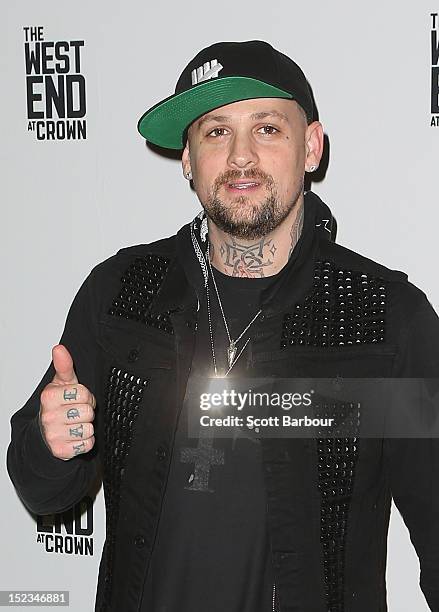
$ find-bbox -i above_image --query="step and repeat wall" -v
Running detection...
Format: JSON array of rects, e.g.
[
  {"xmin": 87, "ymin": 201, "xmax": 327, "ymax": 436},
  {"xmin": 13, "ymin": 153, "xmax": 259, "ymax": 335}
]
[{"xmin": 2, "ymin": 2, "xmax": 438, "ymax": 610}]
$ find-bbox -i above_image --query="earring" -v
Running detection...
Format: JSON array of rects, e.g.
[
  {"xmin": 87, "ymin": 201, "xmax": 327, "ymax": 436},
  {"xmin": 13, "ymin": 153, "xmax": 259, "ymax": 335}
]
[
  {"xmin": 185, "ymin": 171, "xmax": 192, "ymax": 180},
  {"xmin": 308, "ymin": 165, "xmax": 317, "ymax": 173}
]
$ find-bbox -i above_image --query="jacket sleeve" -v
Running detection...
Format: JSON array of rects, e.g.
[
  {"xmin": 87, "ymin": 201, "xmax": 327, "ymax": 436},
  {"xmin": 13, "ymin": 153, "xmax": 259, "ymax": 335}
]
[
  {"xmin": 6, "ymin": 266, "xmax": 102, "ymax": 516},
  {"xmin": 388, "ymin": 290, "xmax": 439, "ymax": 611}
]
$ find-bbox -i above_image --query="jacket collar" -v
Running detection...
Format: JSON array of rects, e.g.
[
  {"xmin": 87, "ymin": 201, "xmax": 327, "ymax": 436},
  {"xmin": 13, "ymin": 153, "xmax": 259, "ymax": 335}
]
[{"xmin": 150, "ymin": 191, "xmax": 335, "ymax": 318}]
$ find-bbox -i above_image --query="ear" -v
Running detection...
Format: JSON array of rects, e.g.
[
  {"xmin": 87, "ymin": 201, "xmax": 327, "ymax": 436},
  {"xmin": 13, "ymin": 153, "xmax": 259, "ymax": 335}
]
[
  {"xmin": 304, "ymin": 121, "xmax": 324, "ymax": 172},
  {"xmin": 181, "ymin": 140, "xmax": 192, "ymax": 178}
]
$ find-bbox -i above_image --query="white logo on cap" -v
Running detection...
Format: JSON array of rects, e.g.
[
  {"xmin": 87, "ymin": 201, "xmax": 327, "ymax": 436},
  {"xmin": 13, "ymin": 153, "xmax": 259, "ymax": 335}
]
[{"xmin": 191, "ymin": 59, "xmax": 223, "ymax": 85}]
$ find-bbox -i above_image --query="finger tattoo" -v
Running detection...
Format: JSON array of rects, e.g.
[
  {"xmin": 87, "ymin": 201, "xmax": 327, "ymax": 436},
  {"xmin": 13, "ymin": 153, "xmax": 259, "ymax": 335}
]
[
  {"xmin": 73, "ymin": 441, "xmax": 86, "ymax": 455},
  {"xmin": 64, "ymin": 388, "xmax": 78, "ymax": 401},
  {"xmin": 69, "ymin": 424, "xmax": 84, "ymax": 438},
  {"xmin": 67, "ymin": 407, "xmax": 80, "ymax": 419}
]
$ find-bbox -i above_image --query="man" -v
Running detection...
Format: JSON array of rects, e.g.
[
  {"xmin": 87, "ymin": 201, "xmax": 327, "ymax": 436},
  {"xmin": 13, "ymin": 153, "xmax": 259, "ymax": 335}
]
[{"xmin": 7, "ymin": 40, "xmax": 439, "ymax": 611}]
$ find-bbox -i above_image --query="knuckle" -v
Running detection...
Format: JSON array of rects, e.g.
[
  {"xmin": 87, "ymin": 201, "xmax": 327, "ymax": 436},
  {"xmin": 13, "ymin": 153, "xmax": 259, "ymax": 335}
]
[
  {"xmin": 71, "ymin": 440, "xmax": 88, "ymax": 456},
  {"xmin": 81, "ymin": 404, "xmax": 93, "ymax": 421},
  {"xmin": 44, "ymin": 428, "xmax": 57, "ymax": 444},
  {"xmin": 40, "ymin": 385, "xmax": 56, "ymax": 406},
  {"xmin": 76, "ymin": 384, "xmax": 89, "ymax": 401},
  {"xmin": 39, "ymin": 408, "xmax": 49, "ymax": 426},
  {"xmin": 51, "ymin": 442, "xmax": 65, "ymax": 460},
  {"xmin": 39, "ymin": 406, "xmax": 56, "ymax": 427}
]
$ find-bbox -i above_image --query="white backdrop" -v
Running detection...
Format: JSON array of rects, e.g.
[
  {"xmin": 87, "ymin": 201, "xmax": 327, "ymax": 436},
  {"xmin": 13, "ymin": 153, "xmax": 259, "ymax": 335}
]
[{"xmin": 2, "ymin": 1, "xmax": 438, "ymax": 610}]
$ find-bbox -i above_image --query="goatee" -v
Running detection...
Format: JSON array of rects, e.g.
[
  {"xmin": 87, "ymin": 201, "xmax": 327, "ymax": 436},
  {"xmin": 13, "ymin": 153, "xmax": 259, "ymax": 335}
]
[{"xmin": 202, "ymin": 170, "xmax": 303, "ymax": 241}]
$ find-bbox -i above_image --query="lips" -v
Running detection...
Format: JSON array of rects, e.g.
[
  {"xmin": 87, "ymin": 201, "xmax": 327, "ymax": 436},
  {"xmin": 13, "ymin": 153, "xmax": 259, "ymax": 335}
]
[{"xmin": 226, "ymin": 181, "xmax": 261, "ymax": 191}]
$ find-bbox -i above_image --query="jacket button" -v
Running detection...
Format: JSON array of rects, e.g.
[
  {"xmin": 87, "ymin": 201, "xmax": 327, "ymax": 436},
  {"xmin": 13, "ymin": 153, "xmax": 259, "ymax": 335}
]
[
  {"xmin": 127, "ymin": 348, "xmax": 139, "ymax": 363},
  {"xmin": 134, "ymin": 534, "xmax": 146, "ymax": 548},
  {"xmin": 156, "ymin": 446, "xmax": 167, "ymax": 461}
]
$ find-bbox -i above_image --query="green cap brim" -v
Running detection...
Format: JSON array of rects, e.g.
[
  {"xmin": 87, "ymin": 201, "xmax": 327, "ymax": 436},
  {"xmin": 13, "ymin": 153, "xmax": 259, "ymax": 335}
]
[{"xmin": 137, "ymin": 76, "xmax": 292, "ymax": 150}]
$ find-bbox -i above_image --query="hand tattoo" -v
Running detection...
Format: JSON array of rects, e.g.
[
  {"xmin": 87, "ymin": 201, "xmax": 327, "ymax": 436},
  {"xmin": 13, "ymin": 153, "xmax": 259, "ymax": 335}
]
[
  {"xmin": 69, "ymin": 424, "xmax": 84, "ymax": 438},
  {"xmin": 67, "ymin": 408, "xmax": 80, "ymax": 420},
  {"xmin": 64, "ymin": 388, "xmax": 78, "ymax": 401},
  {"xmin": 73, "ymin": 441, "xmax": 86, "ymax": 456}
]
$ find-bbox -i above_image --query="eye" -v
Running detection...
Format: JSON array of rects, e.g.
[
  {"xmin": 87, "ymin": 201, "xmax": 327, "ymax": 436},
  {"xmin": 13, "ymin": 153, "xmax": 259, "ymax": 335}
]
[
  {"xmin": 258, "ymin": 124, "xmax": 279, "ymax": 135},
  {"xmin": 207, "ymin": 127, "xmax": 228, "ymax": 137}
]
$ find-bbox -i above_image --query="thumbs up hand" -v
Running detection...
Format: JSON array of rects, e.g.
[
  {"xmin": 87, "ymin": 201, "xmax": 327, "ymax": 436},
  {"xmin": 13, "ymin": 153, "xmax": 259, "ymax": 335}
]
[{"xmin": 38, "ymin": 345, "xmax": 96, "ymax": 460}]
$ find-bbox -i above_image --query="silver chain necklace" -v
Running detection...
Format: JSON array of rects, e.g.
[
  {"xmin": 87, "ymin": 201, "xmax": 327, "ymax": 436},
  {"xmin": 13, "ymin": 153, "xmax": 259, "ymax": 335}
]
[{"xmin": 206, "ymin": 243, "xmax": 262, "ymax": 376}]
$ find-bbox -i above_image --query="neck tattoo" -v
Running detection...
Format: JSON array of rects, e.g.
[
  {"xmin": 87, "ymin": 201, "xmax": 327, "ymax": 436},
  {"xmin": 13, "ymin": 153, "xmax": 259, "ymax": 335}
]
[
  {"xmin": 214, "ymin": 235, "xmax": 277, "ymax": 278},
  {"xmin": 288, "ymin": 199, "xmax": 304, "ymax": 259},
  {"xmin": 210, "ymin": 199, "xmax": 305, "ymax": 277}
]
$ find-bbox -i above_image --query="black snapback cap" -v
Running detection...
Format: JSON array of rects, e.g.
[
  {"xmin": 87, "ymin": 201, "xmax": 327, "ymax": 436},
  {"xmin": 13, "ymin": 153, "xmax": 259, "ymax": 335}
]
[{"xmin": 137, "ymin": 40, "xmax": 314, "ymax": 150}]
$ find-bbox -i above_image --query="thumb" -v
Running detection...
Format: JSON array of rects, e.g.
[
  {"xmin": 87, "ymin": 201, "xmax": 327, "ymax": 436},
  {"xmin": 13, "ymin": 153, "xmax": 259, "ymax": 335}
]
[{"xmin": 52, "ymin": 344, "xmax": 78, "ymax": 385}]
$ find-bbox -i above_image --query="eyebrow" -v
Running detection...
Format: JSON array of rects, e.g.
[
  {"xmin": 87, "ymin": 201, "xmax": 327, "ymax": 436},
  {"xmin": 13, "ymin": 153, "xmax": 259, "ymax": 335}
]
[{"xmin": 196, "ymin": 110, "xmax": 289, "ymax": 129}]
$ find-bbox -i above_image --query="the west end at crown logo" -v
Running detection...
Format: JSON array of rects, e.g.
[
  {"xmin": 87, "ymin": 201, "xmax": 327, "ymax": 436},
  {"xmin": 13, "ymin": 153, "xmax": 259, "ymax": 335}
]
[
  {"xmin": 24, "ymin": 26, "xmax": 87, "ymax": 141},
  {"xmin": 36, "ymin": 496, "xmax": 94, "ymax": 556},
  {"xmin": 431, "ymin": 13, "xmax": 439, "ymax": 126}
]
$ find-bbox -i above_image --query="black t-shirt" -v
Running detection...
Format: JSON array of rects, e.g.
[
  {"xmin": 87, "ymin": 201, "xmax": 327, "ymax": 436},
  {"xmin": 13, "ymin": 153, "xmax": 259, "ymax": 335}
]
[{"xmin": 141, "ymin": 267, "xmax": 279, "ymax": 612}]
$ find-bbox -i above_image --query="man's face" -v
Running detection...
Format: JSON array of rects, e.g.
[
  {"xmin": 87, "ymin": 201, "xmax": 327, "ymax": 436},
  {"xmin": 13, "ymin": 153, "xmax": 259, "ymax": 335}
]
[{"xmin": 182, "ymin": 97, "xmax": 321, "ymax": 240}]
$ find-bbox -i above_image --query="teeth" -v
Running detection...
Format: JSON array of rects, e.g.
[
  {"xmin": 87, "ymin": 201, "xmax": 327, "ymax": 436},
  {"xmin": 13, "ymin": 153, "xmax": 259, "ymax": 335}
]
[{"xmin": 230, "ymin": 182, "xmax": 258, "ymax": 189}]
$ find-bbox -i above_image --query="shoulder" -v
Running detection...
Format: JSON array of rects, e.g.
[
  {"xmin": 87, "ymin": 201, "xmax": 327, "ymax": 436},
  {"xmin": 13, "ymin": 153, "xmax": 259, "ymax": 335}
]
[
  {"xmin": 116, "ymin": 233, "xmax": 177, "ymax": 258},
  {"xmin": 319, "ymin": 240, "xmax": 433, "ymax": 318},
  {"xmin": 90, "ymin": 233, "xmax": 177, "ymax": 278},
  {"xmin": 320, "ymin": 240, "xmax": 406, "ymax": 281},
  {"xmin": 78, "ymin": 233, "xmax": 179, "ymax": 312}
]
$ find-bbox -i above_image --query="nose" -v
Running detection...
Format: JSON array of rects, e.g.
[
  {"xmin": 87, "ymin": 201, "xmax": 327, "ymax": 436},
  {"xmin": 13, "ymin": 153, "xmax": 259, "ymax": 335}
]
[{"xmin": 226, "ymin": 130, "xmax": 259, "ymax": 170}]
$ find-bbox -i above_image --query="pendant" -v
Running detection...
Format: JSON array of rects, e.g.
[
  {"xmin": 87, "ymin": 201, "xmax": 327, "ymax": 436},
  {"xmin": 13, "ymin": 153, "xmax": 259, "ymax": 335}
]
[{"xmin": 227, "ymin": 340, "xmax": 237, "ymax": 369}]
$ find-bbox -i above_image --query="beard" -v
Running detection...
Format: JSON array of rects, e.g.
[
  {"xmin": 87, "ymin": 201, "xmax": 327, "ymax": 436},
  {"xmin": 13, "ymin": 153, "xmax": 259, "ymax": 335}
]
[{"xmin": 200, "ymin": 168, "xmax": 304, "ymax": 241}]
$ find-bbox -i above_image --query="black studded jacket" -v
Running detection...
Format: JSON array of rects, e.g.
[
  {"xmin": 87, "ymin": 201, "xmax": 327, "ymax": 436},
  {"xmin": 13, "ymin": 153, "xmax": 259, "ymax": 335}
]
[{"xmin": 7, "ymin": 191, "xmax": 439, "ymax": 612}]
